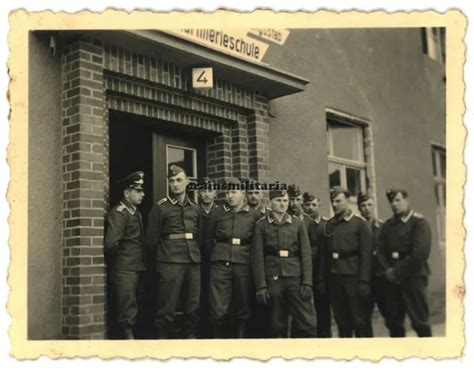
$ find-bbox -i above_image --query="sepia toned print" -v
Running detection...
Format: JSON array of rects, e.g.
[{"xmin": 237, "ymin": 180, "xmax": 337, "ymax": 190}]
[{"xmin": 7, "ymin": 9, "xmax": 465, "ymax": 359}]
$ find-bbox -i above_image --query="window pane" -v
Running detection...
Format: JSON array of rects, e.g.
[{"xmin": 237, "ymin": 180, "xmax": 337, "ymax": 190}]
[
  {"xmin": 346, "ymin": 167, "xmax": 362, "ymax": 197},
  {"xmin": 328, "ymin": 121, "xmax": 362, "ymax": 161},
  {"xmin": 328, "ymin": 162, "xmax": 341, "ymax": 188},
  {"xmin": 440, "ymin": 151, "xmax": 446, "ymax": 179},
  {"xmin": 432, "ymin": 149, "xmax": 438, "ymax": 176},
  {"xmin": 167, "ymin": 146, "xmax": 195, "ymax": 177}
]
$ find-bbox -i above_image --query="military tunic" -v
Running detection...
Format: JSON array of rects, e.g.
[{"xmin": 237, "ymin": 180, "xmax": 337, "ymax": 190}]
[
  {"xmin": 318, "ymin": 210, "xmax": 373, "ymax": 337},
  {"xmin": 198, "ymin": 202, "xmax": 218, "ymax": 338},
  {"xmin": 144, "ymin": 195, "xmax": 202, "ymax": 338},
  {"xmin": 307, "ymin": 215, "xmax": 332, "ymax": 338},
  {"xmin": 104, "ymin": 200, "xmax": 145, "ymax": 336},
  {"xmin": 205, "ymin": 204, "xmax": 261, "ymax": 328},
  {"xmin": 251, "ymin": 212, "xmax": 316, "ymax": 337},
  {"xmin": 377, "ymin": 210, "xmax": 432, "ymax": 337}
]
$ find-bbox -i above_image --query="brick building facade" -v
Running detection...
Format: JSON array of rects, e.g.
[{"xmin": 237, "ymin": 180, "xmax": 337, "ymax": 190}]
[{"xmin": 28, "ymin": 28, "xmax": 446, "ymax": 339}]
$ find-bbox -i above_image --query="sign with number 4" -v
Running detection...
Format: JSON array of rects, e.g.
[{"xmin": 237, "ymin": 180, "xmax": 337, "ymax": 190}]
[{"xmin": 192, "ymin": 67, "xmax": 213, "ymax": 89}]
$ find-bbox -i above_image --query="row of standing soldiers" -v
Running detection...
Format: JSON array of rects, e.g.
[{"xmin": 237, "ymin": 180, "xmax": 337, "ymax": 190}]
[{"xmin": 104, "ymin": 166, "xmax": 433, "ymax": 339}]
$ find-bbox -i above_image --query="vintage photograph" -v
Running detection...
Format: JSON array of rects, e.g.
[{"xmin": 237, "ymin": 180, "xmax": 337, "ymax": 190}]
[{"xmin": 7, "ymin": 9, "xmax": 465, "ymax": 360}]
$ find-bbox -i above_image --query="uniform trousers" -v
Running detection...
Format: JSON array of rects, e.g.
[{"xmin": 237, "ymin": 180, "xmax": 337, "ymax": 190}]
[
  {"xmin": 155, "ymin": 262, "xmax": 201, "ymax": 335},
  {"xmin": 209, "ymin": 261, "xmax": 251, "ymax": 325},
  {"xmin": 267, "ymin": 276, "xmax": 316, "ymax": 338},
  {"xmin": 383, "ymin": 276, "xmax": 432, "ymax": 337},
  {"xmin": 110, "ymin": 270, "xmax": 141, "ymax": 332},
  {"xmin": 327, "ymin": 275, "xmax": 373, "ymax": 338}
]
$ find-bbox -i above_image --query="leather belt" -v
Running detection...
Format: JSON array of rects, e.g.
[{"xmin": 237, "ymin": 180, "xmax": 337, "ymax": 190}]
[
  {"xmin": 216, "ymin": 237, "xmax": 252, "ymax": 246},
  {"xmin": 163, "ymin": 233, "xmax": 195, "ymax": 240},
  {"xmin": 330, "ymin": 250, "xmax": 358, "ymax": 260},
  {"xmin": 264, "ymin": 248, "xmax": 299, "ymax": 258}
]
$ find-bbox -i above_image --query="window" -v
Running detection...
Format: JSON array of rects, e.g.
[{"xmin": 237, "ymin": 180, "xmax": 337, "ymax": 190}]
[
  {"xmin": 421, "ymin": 27, "xmax": 446, "ymax": 64},
  {"xmin": 432, "ymin": 145, "xmax": 446, "ymax": 246},
  {"xmin": 327, "ymin": 116, "xmax": 367, "ymax": 213},
  {"xmin": 166, "ymin": 144, "xmax": 198, "ymax": 201}
]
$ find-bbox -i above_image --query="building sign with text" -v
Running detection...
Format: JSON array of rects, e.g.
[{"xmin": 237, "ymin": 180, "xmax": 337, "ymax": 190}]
[{"xmin": 164, "ymin": 29, "xmax": 290, "ymax": 64}]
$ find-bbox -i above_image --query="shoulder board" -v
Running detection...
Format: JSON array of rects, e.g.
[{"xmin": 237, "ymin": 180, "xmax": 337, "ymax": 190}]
[
  {"xmin": 321, "ymin": 216, "xmax": 329, "ymax": 221},
  {"xmin": 413, "ymin": 212, "xmax": 424, "ymax": 219},
  {"xmin": 378, "ymin": 219, "xmax": 384, "ymax": 224},
  {"xmin": 116, "ymin": 204, "xmax": 126, "ymax": 212},
  {"xmin": 354, "ymin": 214, "xmax": 366, "ymax": 220},
  {"xmin": 157, "ymin": 198, "xmax": 168, "ymax": 205}
]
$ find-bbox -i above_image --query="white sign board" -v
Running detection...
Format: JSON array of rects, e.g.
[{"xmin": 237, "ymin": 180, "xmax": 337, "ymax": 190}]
[
  {"xmin": 248, "ymin": 29, "xmax": 290, "ymax": 45},
  {"xmin": 192, "ymin": 67, "xmax": 213, "ymax": 89}
]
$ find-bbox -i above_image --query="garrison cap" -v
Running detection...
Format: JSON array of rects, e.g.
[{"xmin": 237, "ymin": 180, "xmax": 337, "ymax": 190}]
[
  {"xmin": 199, "ymin": 177, "xmax": 216, "ymax": 191},
  {"xmin": 357, "ymin": 192, "xmax": 372, "ymax": 205},
  {"xmin": 117, "ymin": 171, "xmax": 144, "ymax": 191},
  {"xmin": 287, "ymin": 184, "xmax": 301, "ymax": 198},
  {"xmin": 330, "ymin": 186, "xmax": 350, "ymax": 200},
  {"xmin": 269, "ymin": 188, "xmax": 288, "ymax": 200},
  {"xmin": 168, "ymin": 164, "xmax": 186, "ymax": 178},
  {"xmin": 386, "ymin": 188, "xmax": 408, "ymax": 202},
  {"xmin": 226, "ymin": 176, "xmax": 243, "ymax": 190},
  {"xmin": 303, "ymin": 192, "xmax": 316, "ymax": 203}
]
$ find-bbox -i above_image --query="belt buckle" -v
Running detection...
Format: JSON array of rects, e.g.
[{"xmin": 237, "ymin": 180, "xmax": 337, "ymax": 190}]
[
  {"xmin": 232, "ymin": 238, "xmax": 241, "ymax": 245},
  {"xmin": 391, "ymin": 251, "xmax": 399, "ymax": 259},
  {"xmin": 279, "ymin": 250, "xmax": 289, "ymax": 258},
  {"xmin": 185, "ymin": 233, "xmax": 193, "ymax": 240},
  {"xmin": 332, "ymin": 252, "xmax": 339, "ymax": 260}
]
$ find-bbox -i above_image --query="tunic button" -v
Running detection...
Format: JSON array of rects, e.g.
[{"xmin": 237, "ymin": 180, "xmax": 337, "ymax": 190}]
[
  {"xmin": 273, "ymin": 276, "xmax": 278, "ymax": 281},
  {"xmin": 225, "ymin": 262, "xmax": 230, "ymax": 267}
]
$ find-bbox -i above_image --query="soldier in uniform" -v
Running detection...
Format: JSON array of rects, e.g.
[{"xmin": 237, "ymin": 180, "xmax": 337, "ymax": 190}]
[
  {"xmin": 303, "ymin": 192, "xmax": 332, "ymax": 338},
  {"xmin": 318, "ymin": 186, "xmax": 373, "ymax": 337},
  {"xmin": 197, "ymin": 177, "xmax": 218, "ymax": 338},
  {"xmin": 104, "ymin": 171, "xmax": 146, "ymax": 339},
  {"xmin": 377, "ymin": 189, "xmax": 432, "ymax": 337},
  {"xmin": 357, "ymin": 192, "xmax": 388, "ymax": 328},
  {"xmin": 205, "ymin": 177, "xmax": 261, "ymax": 338},
  {"xmin": 251, "ymin": 188, "xmax": 316, "ymax": 338},
  {"xmin": 246, "ymin": 178, "xmax": 268, "ymax": 216},
  {"xmin": 144, "ymin": 165, "xmax": 202, "ymax": 339}
]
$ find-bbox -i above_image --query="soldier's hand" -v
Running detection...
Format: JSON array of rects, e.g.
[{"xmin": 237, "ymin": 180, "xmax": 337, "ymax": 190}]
[
  {"xmin": 358, "ymin": 281, "xmax": 371, "ymax": 297},
  {"xmin": 256, "ymin": 288, "xmax": 270, "ymax": 305},
  {"xmin": 317, "ymin": 281, "xmax": 326, "ymax": 294},
  {"xmin": 384, "ymin": 268, "xmax": 397, "ymax": 283},
  {"xmin": 300, "ymin": 284, "xmax": 313, "ymax": 301}
]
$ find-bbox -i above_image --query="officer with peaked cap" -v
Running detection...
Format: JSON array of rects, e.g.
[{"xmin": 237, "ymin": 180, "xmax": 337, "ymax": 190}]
[
  {"xmin": 357, "ymin": 192, "xmax": 388, "ymax": 333},
  {"xmin": 318, "ymin": 186, "xmax": 373, "ymax": 337},
  {"xmin": 251, "ymin": 187, "xmax": 316, "ymax": 337},
  {"xmin": 205, "ymin": 177, "xmax": 261, "ymax": 338},
  {"xmin": 104, "ymin": 171, "xmax": 146, "ymax": 339},
  {"xmin": 303, "ymin": 192, "xmax": 332, "ymax": 338},
  {"xmin": 144, "ymin": 165, "xmax": 202, "ymax": 339},
  {"xmin": 377, "ymin": 189, "xmax": 432, "ymax": 337},
  {"xmin": 197, "ymin": 177, "xmax": 218, "ymax": 338}
]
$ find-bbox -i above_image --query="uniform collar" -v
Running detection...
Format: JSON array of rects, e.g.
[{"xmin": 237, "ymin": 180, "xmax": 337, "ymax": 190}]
[
  {"xmin": 200, "ymin": 202, "xmax": 217, "ymax": 215},
  {"xmin": 332, "ymin": 210, "xmax": 354, "ymax": 223},
  {"xmin": 313, "ymin": 215, "xmax": 322, "ymax": 224},
  {"xmin": 168, "ymin": 194, "xmax": 192, "ymax": 206},
  {"xmin": 120, "ymin": 201, "xmax": 136, "ymax": 215},
  {"xmin": 223, "ymin": 204, "xmax": 250, "ymax": 213},
  {"xmin": 268, "ymin": 212, "xmax": 292, "ymax": 224},
  {"xmin": 400, "ymin": 210, "xmax": 414, "ymax": 223}
]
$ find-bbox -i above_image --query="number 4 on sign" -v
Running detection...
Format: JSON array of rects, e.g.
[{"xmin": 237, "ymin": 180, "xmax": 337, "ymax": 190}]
[{"xmin": 192, "ymin": 67, "xmax": 213, "ymax": 89}]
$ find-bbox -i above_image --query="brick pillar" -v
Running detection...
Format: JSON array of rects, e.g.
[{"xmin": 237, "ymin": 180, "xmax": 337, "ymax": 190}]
[
  {"xmin": 207, "ymin": 127, "xmax": 233, "ymax": 182},
  {"xmin": 231, "ymin": 114, "xmax": 249, "ymax": 179},
  {"xmin": 247, "ymin": 94, "xmax": 270, "ymax": 183},
  {"xmin": 61, "ymin": 39, "xmax": 107, "ymax": 339}
]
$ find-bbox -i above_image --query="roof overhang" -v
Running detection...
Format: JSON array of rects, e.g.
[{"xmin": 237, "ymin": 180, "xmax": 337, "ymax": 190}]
[{"xmin": 54, "ymin": 30, "xmax": 309, "ymax": 100}]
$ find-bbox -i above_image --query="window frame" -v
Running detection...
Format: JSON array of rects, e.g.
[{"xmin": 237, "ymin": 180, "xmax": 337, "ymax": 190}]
[{"xmin": 432, "ymin": 144, "xmax": 446, "ymax": 246}]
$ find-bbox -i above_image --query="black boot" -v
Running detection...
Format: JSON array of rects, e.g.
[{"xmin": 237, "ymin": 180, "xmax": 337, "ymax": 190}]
[
  {"xmin": 158, "ymin": 325, "xmax": 169, "ymax": 339},
  {"xmin": 124, "ymin": 327, "xmax": 135, "ymax": 340},
  {"xmin": 236, "ymin": 322, "xmax": 246, "ymax": 339},
  {"xmin": 213, "ymin": 324, "xmax": 224, "ymax": 339}
]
